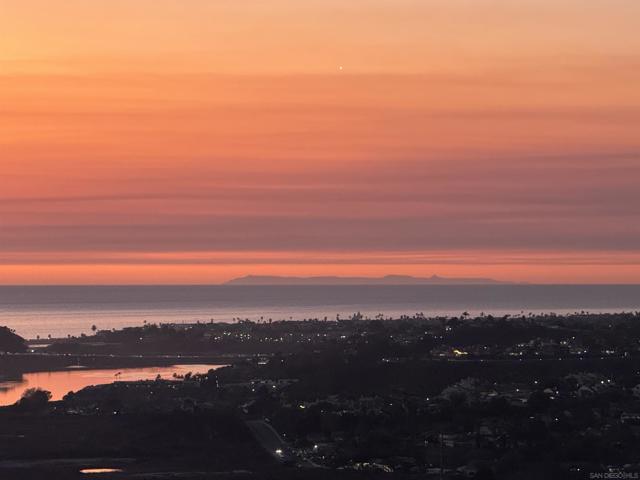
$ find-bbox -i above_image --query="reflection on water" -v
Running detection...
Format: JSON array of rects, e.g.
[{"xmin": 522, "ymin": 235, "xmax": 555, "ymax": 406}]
[
  {"xmin": 80, "ymin": 468, "xmax": 124, "ymax": 474},
  {"xmin": 0, "ymin": 364, "xmax": 225, "ymax": 406}
]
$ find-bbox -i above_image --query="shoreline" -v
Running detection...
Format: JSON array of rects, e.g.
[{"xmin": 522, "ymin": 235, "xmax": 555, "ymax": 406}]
[
  {"xmin": 13, "ymin": 306, "xmax": 640, "ymax": 343},
  {"xmin": 0, "ymin": 352, "xmax": 235, "ymax": 380},
  {"xmin": 3, "ymin": 284, "xmax": 640, "ymax": 340}
]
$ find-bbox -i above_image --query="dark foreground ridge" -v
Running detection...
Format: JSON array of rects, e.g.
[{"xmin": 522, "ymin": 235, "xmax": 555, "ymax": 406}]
[{"xmin": 2, "ymin": 311, "xmax": 640, "ymax": 479}]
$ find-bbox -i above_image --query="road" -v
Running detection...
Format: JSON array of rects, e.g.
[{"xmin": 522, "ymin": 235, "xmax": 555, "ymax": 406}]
[
  {"xmin": 245, "ymin": 420, "xmax": 319, "ymax": 467},
  {"xmin": 245, "ymin": 420, "xmax": 292, "ymax": 462}
]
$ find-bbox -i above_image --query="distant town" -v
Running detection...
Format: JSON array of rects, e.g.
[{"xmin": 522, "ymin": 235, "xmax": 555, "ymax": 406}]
[{"xmin": 2, "ymin": 311, "xmax": 640, "ymax": 479}]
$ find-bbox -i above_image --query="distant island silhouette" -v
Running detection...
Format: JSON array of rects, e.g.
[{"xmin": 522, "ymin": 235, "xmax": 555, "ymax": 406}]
[{"xmin": 224, "ymin": 274, "xmax": 510, "ymax": 286}]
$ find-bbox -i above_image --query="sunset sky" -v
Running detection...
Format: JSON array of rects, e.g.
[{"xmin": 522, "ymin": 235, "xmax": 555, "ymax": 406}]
[{"xmin": 1, "ymin": 0, "xmax": 640, "ymax": 284}]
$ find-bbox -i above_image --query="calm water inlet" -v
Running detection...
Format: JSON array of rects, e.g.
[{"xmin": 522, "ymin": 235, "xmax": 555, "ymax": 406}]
[{"xmin": 0, "ymin": 364, "xmax": 225, "ymax": 406}]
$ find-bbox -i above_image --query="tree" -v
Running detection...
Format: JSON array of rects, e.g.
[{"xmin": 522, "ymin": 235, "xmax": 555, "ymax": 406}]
[
  {"xmin": 528, "ymin": 391, "xmax": 551, "ymax": 412},
  {"xmin": 475, "ymin": 466, "xmax": 496, "ymax": 480},
  {"xmin": 0, "ymin": 326, "xmax": 27, "ymax": 353},
  {"xmin": 16, "ymin": 388, "xmax": 52, "ymax": 411}
]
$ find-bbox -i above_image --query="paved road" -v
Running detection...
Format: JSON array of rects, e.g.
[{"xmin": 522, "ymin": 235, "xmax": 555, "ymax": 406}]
[
  {"xmin": 245, "ymin": 420, "xmax": 322, "ymax": 468},
  {"xmin": 245, "ymin": 420, "xmax": 293, "ymax": 463}
]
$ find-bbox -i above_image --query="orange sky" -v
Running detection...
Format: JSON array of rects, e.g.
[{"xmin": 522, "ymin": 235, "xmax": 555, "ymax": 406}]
[{"xmin": 1, "ymin": 0, "xmax": 640, "ymax": 284}]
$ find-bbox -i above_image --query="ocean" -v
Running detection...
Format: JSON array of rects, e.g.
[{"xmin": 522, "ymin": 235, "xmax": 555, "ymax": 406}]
[{"xmin": 1, "ymin": 285, "xmax": 639, "ymax": 340}]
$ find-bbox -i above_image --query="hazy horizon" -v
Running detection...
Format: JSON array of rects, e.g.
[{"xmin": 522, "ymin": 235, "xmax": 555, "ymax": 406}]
[{"xmin": 2, "ymin": 274, "xmax": 640, "ymax": 287}]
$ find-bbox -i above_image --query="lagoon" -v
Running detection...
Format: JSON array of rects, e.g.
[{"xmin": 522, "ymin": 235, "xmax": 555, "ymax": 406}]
[{"xmin": 0, "ymin": 364, "xmax": 225, "ymax": 406}]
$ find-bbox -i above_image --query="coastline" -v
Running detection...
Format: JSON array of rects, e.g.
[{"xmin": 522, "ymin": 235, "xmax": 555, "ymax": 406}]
[
  {"xmin": 3, "ymin": 284, "xmax": 640, "ymax": 340},
  {"xmin": 0, "ymin": 352, "xmax": 235, "ymax": 380}
]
